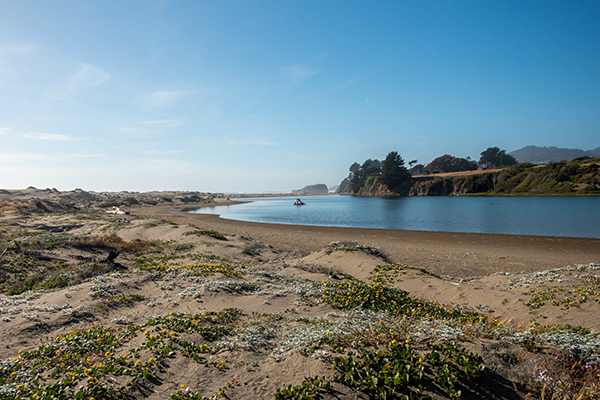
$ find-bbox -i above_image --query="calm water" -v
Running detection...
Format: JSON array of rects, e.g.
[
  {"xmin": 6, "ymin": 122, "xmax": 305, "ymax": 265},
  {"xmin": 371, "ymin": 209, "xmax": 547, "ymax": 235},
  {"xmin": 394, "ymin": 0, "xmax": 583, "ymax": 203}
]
[{"xmin": 190, "ymin": 195, "xmax": 600, "ymax": 238}]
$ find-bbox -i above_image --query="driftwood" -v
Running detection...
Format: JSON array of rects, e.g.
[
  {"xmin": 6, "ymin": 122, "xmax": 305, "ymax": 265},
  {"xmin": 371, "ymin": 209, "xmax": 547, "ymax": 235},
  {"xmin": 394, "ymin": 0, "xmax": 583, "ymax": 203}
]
[
  {"xmin": 106, "ymin": 250, "xmax": 120, "ymax": 263},
  {"xmin": 104, "ymin": 250, "xmax": 127, "ymax": 269},
  {"xmin": 34, "ymin": 255, "xmax": 68, "ymax": 262}
]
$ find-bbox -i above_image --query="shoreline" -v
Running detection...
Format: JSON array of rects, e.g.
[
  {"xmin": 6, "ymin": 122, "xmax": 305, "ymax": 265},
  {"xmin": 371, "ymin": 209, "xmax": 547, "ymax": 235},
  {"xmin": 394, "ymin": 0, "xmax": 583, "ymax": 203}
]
[
  {"xmin": 137, "ymin": 204, "xmax": 600, "ymax": 278},
  {"xmin": 187, "ymin": 194, "xmax": 600, "ymax": 240}
]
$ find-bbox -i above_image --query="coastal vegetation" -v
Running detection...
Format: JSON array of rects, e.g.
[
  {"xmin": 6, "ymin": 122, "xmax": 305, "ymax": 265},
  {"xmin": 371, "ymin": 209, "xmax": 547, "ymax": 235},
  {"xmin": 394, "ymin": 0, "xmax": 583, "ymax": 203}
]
[
  {"xmin": 338, "ymin": 148, "xmax": 600, "ymax": 196},
  {"xmin": 411, "ymin": 157, "xmax": 600, "ymax": 196},
  {"xmin": 425, "ymin": 154, "xmax": 478, "ymax": 174}
]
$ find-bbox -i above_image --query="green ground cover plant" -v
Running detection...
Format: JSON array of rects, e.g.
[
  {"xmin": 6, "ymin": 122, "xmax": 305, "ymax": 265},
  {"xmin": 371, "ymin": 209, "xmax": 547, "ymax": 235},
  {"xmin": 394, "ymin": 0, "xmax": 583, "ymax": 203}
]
[
  {"xmin": 182, "ymin": 230, "xmax": 227, "ymax": 241},
  {"xmin": 525, "ymin": 279, "xmax": 600, "ymax": 310},
  {"xmin": 0, "ymin": 309, "xmax": 244, "ymax": 400}
]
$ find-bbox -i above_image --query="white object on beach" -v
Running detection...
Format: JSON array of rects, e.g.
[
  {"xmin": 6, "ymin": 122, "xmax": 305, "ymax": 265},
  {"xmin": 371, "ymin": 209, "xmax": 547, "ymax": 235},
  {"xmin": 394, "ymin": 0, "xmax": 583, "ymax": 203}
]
[{"xmin": 106, "ymin": 206, "xmax": 126, "ymax": 215}]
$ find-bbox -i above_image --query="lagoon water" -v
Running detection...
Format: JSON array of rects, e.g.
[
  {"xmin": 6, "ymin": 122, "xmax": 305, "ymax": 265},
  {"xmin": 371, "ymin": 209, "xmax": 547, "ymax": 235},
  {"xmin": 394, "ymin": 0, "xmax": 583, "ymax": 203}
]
[{"xmin": 190, "ymin": 195, "xmax": 600, "ymax": 238}]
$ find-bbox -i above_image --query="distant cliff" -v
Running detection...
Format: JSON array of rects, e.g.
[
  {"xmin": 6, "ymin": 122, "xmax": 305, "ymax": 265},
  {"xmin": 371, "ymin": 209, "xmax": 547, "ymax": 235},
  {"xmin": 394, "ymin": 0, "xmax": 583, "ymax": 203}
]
[
  {"xmin": 292, "ymin": 183, "xmax": 329, "ymax": 194},
  {"xmin": 344, "ymin": 157, "xmax": 600, "ymax": 196},
  {"xmin": 336, "ymin": 179, "xmax": 352, "ymax": 194}
]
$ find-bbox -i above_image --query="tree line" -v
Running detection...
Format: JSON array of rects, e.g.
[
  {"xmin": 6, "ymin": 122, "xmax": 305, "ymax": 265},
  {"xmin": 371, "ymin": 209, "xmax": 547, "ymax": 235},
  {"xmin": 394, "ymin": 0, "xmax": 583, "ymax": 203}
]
[{"xmin": 344, "ymin": 147, "xmax": 517, "ymax": 193}]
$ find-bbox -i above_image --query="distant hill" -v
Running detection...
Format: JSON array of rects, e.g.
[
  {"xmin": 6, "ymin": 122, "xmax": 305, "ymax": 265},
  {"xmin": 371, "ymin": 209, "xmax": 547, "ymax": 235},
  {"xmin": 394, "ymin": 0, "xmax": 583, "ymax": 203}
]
[
  {"xmin": 509, "ymin": 145, "xmax": 600, "ymax": 163},
  {"xmin": 291, "ymin": 183, "xmax": 328, "ymax": 194}
]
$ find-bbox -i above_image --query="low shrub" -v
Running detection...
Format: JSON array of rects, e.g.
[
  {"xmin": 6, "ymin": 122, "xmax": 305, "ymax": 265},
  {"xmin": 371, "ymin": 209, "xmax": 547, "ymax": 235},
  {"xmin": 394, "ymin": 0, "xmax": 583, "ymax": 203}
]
[{"xmin": 182, "ymin": 230, "xmax": 227, "ymax": 240}]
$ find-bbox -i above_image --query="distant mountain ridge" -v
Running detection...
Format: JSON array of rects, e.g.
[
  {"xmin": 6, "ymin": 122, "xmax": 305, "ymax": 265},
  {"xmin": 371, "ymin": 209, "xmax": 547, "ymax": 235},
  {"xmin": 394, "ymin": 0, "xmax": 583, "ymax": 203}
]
[{"xmin": 509, "ymin": 145, "xmax": 600, "ymax": 163}]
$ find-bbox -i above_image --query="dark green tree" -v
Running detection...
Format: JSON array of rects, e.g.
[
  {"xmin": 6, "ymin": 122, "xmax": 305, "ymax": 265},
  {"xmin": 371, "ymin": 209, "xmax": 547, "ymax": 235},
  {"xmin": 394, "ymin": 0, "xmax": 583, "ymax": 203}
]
[
  {"xmin": 479, "ymin": 147, "xmax": 518, "ymax": 169},
  {"xmin": 361, "ymin": 159, "xmax": 382, "ymax": 177},
  {"xmin": 426, "ymin": 154, "xmax": 478, "ymax": 173},
  {"xmin": 349, "ymin": 162, "xmax": 361, "ymax": 186},
  {"xmin": 380, "ymin": 151, "xmax": 411, "ymax": 188},
  {"xmin": 349, "ymin": 159, "xmax": 381, "ymax": 192}
]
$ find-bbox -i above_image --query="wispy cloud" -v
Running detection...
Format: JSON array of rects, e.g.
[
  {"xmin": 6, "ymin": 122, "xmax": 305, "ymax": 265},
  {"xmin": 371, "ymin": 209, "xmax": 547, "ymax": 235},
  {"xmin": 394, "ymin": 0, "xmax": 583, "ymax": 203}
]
[
  {"xmin": 68, "ymin": 153, "xmax": 105, "ymax": 158},
  {"xmin": 140, "ymin": 119, "xmax": 183, "ymax": 129},
  {"xmin": 141, "ymin": 150, "xmax": 184, "ymax": 155},
  {"xmin": 281, "ymin": 63, "xmax": 322, "ymax": 85},
  {"xmin": 47, "ymin": 62, "xmax": 111, "ymax": 100},
  {"xmin": 142, "ymin": 119, "xmax": 181, "ymax": 125},
  {"xmin": 19, "ymin": 132, "xmax": 75, "ymax": 141},
  {"xmin": 0, "ymin": 127, "xmax": 11, "ymax": 135},
  {"xmin": 69, "ymin": 63, "xmax": 110, "ymax": 88},
  {"xmin": 0, "ymin": 43, "xmax": 34, "ymax": 55},
  {"xmin": 0, "ymin": 152, "xmax": 54, "ymax": 163},
  {"xmin": 116, "ymin": 127, "xmax": 159, "ymax": 137},
  {"xmin": 143, "ymin": 90, "xmax": 187, "ymax": 108},
  {"xmin": 116, "ymin": 119, "xmax": 182, "ymax": 138},
  {"xmin": 227, "ymin": 137, "xmax": 279, "ymax": 146},
  {"xmin": 0, "ymin": 43, "xmax": 35, "ymax": 82}
]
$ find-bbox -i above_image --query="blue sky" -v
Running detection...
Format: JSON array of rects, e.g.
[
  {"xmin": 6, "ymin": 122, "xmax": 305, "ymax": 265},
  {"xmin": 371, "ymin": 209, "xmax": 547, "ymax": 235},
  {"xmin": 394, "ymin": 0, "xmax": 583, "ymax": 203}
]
[{"xmin": 1, "ymin": 1, "xmax": 599, "ymax": 193}]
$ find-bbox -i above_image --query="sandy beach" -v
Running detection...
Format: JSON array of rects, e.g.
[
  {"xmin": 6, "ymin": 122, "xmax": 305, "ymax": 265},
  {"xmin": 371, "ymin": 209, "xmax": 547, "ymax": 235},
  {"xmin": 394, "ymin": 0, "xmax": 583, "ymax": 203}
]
[
  {"xmin": 0, "ymin": 191, "xmax": 599, "ymax": 399},
  {"xmin": 141, "ymin": 203, "xmax": 600, "ymax": 277}
]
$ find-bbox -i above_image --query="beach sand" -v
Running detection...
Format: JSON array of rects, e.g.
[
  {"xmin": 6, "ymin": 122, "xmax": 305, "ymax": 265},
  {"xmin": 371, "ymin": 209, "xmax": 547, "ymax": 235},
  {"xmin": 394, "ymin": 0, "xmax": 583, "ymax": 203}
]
[
  {"xmin": 140, "ymin": 203, "xmax": 600, "ymax": 277},
  {"xmin": 0, "ymin": 195, "xmax": 599, "ymax": 399}
]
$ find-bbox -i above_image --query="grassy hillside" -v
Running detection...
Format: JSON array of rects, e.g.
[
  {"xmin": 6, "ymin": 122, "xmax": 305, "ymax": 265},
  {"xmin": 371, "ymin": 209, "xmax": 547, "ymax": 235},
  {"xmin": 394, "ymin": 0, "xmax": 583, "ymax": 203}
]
[
  {"xmin": 372, "ymin": 157, "xmax": 600, "ymax": 196},
  {"xmin": 490, "ymin": 158, "xmax": 600, "ymax": 194}
]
